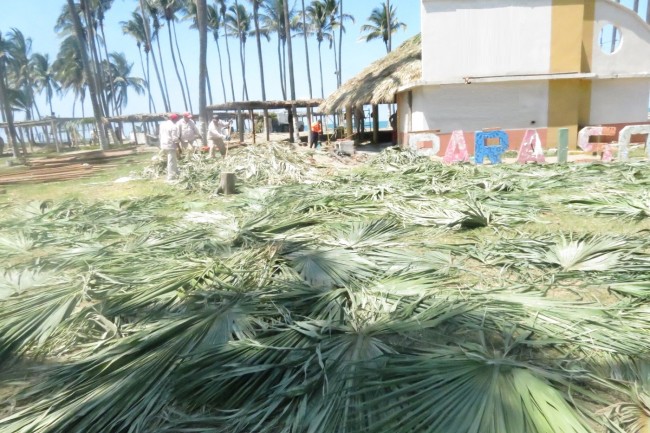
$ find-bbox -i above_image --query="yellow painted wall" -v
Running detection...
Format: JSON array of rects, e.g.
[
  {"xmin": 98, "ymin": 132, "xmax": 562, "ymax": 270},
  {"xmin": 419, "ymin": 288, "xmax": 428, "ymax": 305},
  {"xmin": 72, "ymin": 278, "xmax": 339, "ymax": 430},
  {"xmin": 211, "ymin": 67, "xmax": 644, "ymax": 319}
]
[
  {"xmin": 548, "ymin": 79, "xmax": 582, "ymax": 148},
  {"xmin": 550, "ymin": 0, "xmax": 585, "ymax": 73},
  {"xmin": 548, "ymin": 0, "xmax": 594, "ymax": 147}
]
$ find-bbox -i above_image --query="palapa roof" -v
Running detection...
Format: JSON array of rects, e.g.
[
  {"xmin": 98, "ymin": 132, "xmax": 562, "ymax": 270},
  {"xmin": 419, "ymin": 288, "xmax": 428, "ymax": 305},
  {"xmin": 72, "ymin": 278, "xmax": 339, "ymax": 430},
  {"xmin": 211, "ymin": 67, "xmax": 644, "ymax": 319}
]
[
  {"xmin": 319, "ymin": 34, "xmax": 421, "ymax": 113},
  {"xmin": 207, "ymin": 99, "xmax": 323, "ymax": 111}
]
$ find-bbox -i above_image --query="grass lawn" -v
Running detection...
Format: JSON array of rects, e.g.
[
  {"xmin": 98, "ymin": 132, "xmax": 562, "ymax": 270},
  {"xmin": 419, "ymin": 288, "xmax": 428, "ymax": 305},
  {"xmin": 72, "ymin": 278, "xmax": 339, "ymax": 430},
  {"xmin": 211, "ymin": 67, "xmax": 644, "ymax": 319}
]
[{"xmin": 1, "ymin": 145, "xmax": 650, "ymax": 433}]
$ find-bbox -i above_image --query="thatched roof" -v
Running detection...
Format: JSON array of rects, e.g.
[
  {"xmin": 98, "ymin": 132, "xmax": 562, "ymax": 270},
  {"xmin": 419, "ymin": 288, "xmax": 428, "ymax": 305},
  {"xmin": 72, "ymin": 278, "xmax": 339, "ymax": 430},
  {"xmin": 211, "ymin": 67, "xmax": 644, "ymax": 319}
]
[
  {"xmin": 207, "ymin": 99, "xmax": 323, "ymax": 111},
  {"xmin": 319, "ymin": 34, "xmax": 421, "ymax": 114}
]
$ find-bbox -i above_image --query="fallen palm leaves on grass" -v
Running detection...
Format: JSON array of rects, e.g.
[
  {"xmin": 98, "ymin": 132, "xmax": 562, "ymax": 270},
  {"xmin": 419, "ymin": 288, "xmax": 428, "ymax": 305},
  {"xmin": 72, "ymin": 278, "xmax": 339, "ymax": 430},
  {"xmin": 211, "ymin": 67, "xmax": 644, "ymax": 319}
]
[{"xmin": 1, "ymin": 149, "xmax": 650, "ymax": 432}]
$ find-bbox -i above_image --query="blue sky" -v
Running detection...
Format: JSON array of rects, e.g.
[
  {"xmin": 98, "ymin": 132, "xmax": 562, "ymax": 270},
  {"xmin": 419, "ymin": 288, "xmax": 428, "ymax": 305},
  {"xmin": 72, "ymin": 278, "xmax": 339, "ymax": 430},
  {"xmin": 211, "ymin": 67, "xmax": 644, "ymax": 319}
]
[{"xmin": 1, "ymin": 0, "xmax": 421, "ymax": 120}]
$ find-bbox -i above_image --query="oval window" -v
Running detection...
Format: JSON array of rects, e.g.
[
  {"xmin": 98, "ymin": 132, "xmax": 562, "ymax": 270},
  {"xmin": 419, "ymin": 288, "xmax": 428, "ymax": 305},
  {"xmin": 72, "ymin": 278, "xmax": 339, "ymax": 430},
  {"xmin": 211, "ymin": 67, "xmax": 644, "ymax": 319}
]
[{"xmin": 599, "ymin": 24, "xmax": 622, "ymax": 54}]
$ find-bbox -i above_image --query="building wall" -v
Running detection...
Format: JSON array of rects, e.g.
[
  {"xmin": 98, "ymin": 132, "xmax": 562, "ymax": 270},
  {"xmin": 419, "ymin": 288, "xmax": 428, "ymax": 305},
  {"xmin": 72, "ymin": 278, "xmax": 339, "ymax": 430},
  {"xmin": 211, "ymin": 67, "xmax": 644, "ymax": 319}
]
[
  {"xmin": 409, "ymin": 81, "xmax": 549, "ymax": 133},
  {"xmin": 421, "ymin": 0, "xmax": 553, "ymax": 81},
  {"xmin": 591, "ymin": 0, "xmax": 650, "ymax": 75},
  {"xmin": 412, "ymin": 0, "xmax": 650, "ymax": 151},
  {"xmin": 589, "ymin": 78, "xmax": 650, "ymax": 124}
]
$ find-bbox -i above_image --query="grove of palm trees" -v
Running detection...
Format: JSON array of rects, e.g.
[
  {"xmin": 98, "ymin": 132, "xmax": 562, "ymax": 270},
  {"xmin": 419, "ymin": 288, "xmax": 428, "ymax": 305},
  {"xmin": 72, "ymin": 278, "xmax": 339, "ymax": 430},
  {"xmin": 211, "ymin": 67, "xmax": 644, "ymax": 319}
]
[
  {"xmin": 0, "ymin": 0, "xmax": 409, "ymax": 158},
  {"xmin": 3, "ymin": 1, "xmax": 650, "ymax": 433}
]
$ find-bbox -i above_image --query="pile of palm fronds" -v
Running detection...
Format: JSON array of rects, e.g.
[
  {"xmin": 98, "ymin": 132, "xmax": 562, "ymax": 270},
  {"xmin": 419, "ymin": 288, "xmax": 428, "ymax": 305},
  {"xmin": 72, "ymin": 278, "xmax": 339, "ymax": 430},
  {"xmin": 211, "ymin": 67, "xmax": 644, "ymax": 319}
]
[
  {"xmin": 2, "ymin": 149, "xmax": 650, "ymax": 433},
  {"xmin": 143, "ymin": 142, "xmax": 322, "ymax": 193}
]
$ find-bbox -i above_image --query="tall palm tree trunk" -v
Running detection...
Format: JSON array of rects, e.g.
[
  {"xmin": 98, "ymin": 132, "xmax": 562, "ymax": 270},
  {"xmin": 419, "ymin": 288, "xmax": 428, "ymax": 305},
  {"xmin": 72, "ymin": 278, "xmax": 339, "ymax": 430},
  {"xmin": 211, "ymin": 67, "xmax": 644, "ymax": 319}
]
[
  {"xmin": 277, "ymin": 37, "xmax": 286, "ymax": 99},
  {"xmin": 166, "ymin": 21, "xmax": 189, "ymax": 110},
  {"xmin": 317, "ymin": 41, "xmax": 324, "ymax": 99},
  {"xmin": 172, "ymin": 19, "xmax": 193, "ymax": 112},
  {"xmin": 0, "ymin": 62, "xmax": 20, "ymax": 158},
  {"xmin": 206, "ymin": 69, "xmax": 213, "ymax": 105},
  {"xmin": 155, "ymin": 33, "xmax": 173, "ymax": 109},
  {"xmin": 99, "ymin": 21, "xmax": 119, "ymax": 116},
  {"xmin": 150, "ymin": 45, "xmax": 168, "ymax": 111},
  {"xmin": 139, "ymin": 0, "xmax": 170, "ymax": 111},
  {"xmin": 301, "ymin": 0, "xmax": 313, "ymax": 98},
  {"xmin": 214, "ymin": 36, "xmax": 227, "ymax": 102},
  {"xmin": 338, "ymin": 0, "xmax": 343, "ymax": 88},
  {"xmin": 283, "ymin": 0, "xmax": 298, "ymax": 143},
  {"xmin": 222, "ymin": 11, "xmax": 237, "ymax": 101},
  {"xmin": 234, "ymin": 0, "xmax": 249, "ymax": 101},
  {"xmin": 239, "ymin": 41, "xmax": 249, "ymax": 101},
  {"xmin": 253, "ymin": 1, "xmax": 269, "ymax": 140},
  {"xmin": 331, "ymin": 32, "xmax": 338, "ymax": 87},
  {"xmin": 67, "ymin": 0, "xmax": 108, "ymax": 150},
  {"xmin": 81, "ymin": 0, "xmax": 110, "ymax": 117},
  {"xmin": 197, "ymin": 0, "xmax": 208, "ymax": 146},
  {"xmin": 140, "ymin": 48, "xmax": 156, "ymax": 113}
]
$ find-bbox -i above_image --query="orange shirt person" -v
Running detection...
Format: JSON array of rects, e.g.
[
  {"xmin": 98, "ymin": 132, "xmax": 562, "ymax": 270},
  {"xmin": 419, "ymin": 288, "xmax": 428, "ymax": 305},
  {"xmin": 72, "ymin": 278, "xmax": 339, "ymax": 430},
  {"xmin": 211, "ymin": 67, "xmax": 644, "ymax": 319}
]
[{"xmin": 310, "ymin": 120, "xmax": 322, "ymax": 148}]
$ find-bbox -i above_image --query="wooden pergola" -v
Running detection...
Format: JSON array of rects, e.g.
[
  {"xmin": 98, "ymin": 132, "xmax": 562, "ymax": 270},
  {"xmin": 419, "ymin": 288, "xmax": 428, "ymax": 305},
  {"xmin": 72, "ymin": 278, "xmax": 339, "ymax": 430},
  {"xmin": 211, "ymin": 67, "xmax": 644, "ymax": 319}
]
[{"xmin": 206, "ymin": 98, "xmax": 324, "ymax": 144}]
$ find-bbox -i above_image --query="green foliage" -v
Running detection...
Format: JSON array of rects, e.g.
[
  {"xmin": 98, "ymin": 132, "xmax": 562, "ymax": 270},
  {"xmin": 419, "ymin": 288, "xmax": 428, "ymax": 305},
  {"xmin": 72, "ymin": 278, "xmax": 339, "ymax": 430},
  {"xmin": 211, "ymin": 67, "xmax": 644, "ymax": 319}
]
[{"xmin": 2, "ymin": 148, "xmax": 650, "ymax": 432}]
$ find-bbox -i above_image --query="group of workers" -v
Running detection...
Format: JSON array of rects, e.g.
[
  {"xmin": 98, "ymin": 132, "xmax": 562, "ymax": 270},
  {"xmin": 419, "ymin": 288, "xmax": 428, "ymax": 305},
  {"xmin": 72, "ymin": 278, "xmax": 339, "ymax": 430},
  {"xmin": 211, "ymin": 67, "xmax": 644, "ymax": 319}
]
[
  {"xmin": 159, "ymin": 112, "xmax": 324, "ymax": 182},
  {"xmin": 159, "ymin": 112, "xmax": 232, "ymax": 181}
]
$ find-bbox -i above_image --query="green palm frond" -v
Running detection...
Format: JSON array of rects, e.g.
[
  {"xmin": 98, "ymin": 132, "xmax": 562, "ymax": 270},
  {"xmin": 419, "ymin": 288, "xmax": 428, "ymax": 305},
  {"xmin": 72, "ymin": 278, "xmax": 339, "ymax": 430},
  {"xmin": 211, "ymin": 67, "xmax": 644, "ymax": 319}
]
[
  {"xmin": 0, "ymin": 268, "xmax": 55, "ymax": 300},
  {"xmin": 565, "ymin": 192, "xmax": 650, "ymax": 220},
  {"xmin": 359, "ymin": 347, "xmax": 593, "ymax": 433}
]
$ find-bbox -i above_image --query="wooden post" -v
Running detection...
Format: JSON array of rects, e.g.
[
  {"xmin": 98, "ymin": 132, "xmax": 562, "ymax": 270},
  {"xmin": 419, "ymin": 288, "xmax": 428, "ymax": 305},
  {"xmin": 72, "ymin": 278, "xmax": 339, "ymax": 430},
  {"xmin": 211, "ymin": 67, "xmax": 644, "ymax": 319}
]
[
  {"xmin": 51, "ymin": 121, "xmax": 60, "ymax": 153},
  {"xmin": 307, "ymin": 107, "xmax": 313, "ymax": 147},
  {"xmin": 345, "ymin": 106, "xmax": 353, "ymax": 139},
  {"xmin": 237, "ymin": 109, "xmax": 244, "ymax": 143},
  {"xmin": 219, "ymin": 172, "xmax": 236, "ymax": 195},
  {"xmin": 557, "ymin": 128, "xmax": 569, "ymax": 163},
  {"xmin": 288, "ymin": 107, "xmax": 294, "ymax": 143},
  {"xmin": 131, "ymin": 122, "xmax": 139, "ymax": 145},
  {"xmin": 251, "ymin": 110, "xmax": 256, "ymax": 145},
  {"xmin": 372, "ymin": 104, "xmax": 379, "ymax": 144}
]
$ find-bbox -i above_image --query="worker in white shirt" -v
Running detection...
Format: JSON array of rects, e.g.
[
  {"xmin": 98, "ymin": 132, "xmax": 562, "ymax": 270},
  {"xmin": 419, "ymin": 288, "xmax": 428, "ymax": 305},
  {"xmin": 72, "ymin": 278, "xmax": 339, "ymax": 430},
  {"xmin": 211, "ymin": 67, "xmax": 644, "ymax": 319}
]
[
  {"xmin": 208, "ymin": 115, "xmax": 231, "ymax": 158},
  {"xmin": 159, "ymin": 113, "xmax": 182, "ymax": 181},
  {"xmin": 178, "ymin": 112, "xmax": 202, "ymax": 155}
]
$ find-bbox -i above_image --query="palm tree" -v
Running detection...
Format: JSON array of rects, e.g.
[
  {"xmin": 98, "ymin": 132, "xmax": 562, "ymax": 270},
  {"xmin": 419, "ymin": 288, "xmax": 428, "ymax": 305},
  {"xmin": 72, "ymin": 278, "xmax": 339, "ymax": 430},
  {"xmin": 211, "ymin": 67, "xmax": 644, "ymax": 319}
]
[
  {"xmin": 121, "ymin": 11, "xmax": 158, "ymax": 113},
  {"xmin": 78, "ymin": 0, "xmax": 111, "ymax": 117},
  {"xmin": 322, "ymin": 0, "xmax": 353, "ymax": 89},
  {"xmin": 261, "ymin": 0, "xmax": 297, "ymax": 100},
  {"xmin": 180, "ymin": 0, "xmax": 213, "ymax": 105},
  {"xmin": 153, "ymin": 0, "xmax": 190, "ymax": 111},
  {"xmin": 105, "ymin": 52, "xmax": 145, "ymax": 115},
  {"xmin": 305, "ymin": 0, "xmax": 332, "ymax": 99},
  {"xmin": 248, "ymin": 0, "xmax": 270, "ymax": 140},
  {"xmin": 65, "ymin": 0, "xmax": 108, "ymax": 149},
  {"xmin": 299, "ymin": 0, "xmax": 313, "ymax": 98},
  {"xmin": 207, "ymin": 3, "xmax": 228, "ymax": 103},
  {"xmin": 360, "ymin": 1, "xmax": 406, "ymax": 53},
  {"xmin": 30, "ymin": 53, "xmax": 61, "ymax": 117},
  {"xmin": 197, "ymin": 0, "xmax": 209, "ymax": 145},
  {"xmin": 226, "ymin": 2, "xmax": 251, "ymax": 101},
  {"xmin": 282, "ymin": 0, "xmax": 298, "ymax": 142},
  {"xmin": 53, "ymin": 36, "xmax": 86, "ymax": 117},
  {"xmin": 144, "ymin": 0, "xmax": 173, "ymax": 111},
  {"xmin": 90, "ymin": 0, "xmax": 119, "ymax": 116},
  {"xmin": 0, "ymin": 32, "xmax": 21, "ymax": 158},
  {"xmin": 5, "ymin": 29, "xmax": 39, "ymax": 122},
  {"xmin": 218, "ymin": 0, "xmax": 237, "ymax": 102}
]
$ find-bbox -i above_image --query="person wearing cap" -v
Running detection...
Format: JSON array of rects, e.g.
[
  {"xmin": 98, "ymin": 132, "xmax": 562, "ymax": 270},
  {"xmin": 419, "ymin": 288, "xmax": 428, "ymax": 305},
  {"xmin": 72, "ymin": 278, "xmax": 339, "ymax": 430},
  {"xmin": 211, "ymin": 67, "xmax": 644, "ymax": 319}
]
[
  {"xmin": 159, "ymin": 113, "xmax": 182, "ymax": 181},
  {"xmin": 212, "ymin": 114, "xmax": 232, "ymax": 140},
  {"xmin": 178, "ymin": 112, "xmax": 202, "ymax": 155},
  {"xmin": 208, "ymin": 115, "xmax": 230, "ymax": 158}
]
